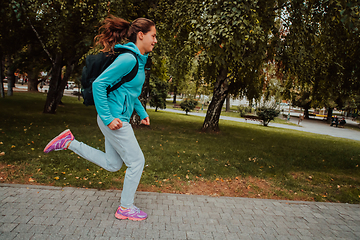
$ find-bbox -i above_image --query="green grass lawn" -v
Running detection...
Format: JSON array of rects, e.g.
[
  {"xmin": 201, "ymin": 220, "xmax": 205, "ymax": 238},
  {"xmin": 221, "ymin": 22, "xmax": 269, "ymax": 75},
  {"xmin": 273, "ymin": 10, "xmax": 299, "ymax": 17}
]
[{"xmin": 1, "ymin": 92, "xmax": 360, "ymax": 203}]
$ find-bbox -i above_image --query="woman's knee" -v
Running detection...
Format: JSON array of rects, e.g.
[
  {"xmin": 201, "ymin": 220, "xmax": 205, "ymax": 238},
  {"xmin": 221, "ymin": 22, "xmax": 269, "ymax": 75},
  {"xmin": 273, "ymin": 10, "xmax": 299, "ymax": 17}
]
[
  {"xmin": 105, "ymin": 161, "xmax": 123, "ymax": 172},
  {"xmin": 129, "ymin": 153, "xmax": 145, "ymax": 170}
]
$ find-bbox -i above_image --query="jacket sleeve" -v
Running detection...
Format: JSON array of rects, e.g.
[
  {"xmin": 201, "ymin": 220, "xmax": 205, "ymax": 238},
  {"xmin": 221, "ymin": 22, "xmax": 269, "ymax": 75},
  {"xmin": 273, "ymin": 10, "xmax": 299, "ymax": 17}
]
[
  {"xmin": 134, "ymin": 98, "xmax": 149, "ymax": 120},
  {"xmin": 92, "ymin": 53, "xmax": 137, "ymax": 126}
]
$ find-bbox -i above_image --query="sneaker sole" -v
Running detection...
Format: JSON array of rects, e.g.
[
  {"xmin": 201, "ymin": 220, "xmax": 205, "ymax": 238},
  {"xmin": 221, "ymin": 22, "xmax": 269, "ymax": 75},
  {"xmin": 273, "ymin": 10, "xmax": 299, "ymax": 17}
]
[
  {"xmin": 115, "ymin": 212, "xmax": 147, "ymax": 221},
  {"xmin": 43, "ymin": 129, "xmax": 72, "ymax": 153}
]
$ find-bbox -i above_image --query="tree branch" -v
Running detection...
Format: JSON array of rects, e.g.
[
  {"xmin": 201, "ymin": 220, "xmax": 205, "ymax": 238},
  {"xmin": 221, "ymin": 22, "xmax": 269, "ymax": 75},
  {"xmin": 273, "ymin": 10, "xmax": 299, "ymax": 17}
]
[
  {"xmin": 273, "ymin": 2, "xmax": 292, "ymax": 11},
  {"xmin": 27, "ymin": 17, "xmax": 54, "ymax": 65}
]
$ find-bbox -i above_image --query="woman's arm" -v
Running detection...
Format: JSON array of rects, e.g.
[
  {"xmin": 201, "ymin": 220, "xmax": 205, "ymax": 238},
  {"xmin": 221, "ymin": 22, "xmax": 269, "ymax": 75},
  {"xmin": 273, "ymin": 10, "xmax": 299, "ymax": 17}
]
[{"xmin": 92, "ymin": 53, "xmax": 137, "ymax": 126}]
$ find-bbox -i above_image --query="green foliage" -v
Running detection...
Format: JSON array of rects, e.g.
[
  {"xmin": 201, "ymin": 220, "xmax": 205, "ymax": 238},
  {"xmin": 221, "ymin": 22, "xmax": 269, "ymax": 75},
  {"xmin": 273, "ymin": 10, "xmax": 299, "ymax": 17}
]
[
  {"xmin": 149, "ymin": 76, "xmax": 169, "ymax": 111},
  {"xmin": 280, "ymin": 0, "xmax": 360, "ymax": 110},
  {"xmin": 180, "ymin": 98, "xmax": 198, "ymax": 115},
  {"xmin": 164, "ymin": 0, "xmax": 277, "ymax": 99},
  {"xmin": 238, "ymin": 106, "xmax": 254, "ymax": 117},
  {"xmin": 256, "ymin": 106, "xmax": 280, "ymax": 126},
  {"xmin": 157, "ymin": 0, "xmax": 281, "ymax": 131}
]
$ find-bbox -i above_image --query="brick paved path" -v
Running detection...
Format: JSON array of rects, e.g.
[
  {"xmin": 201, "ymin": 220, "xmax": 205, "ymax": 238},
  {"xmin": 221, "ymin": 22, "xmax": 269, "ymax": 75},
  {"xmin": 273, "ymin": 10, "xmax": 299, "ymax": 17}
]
[{"xmin": 0, "ymin": 184, "xmax": 359, "ymax": 240}]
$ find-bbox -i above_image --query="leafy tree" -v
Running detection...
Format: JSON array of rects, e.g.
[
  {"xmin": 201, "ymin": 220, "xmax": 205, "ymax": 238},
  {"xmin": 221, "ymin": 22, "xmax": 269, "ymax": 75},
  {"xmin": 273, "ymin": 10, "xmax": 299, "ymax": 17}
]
[
  {"xmin": 291, "ymin": 90, "xmax": 312, "ymax": 119},
  {"xmin": 160, "ymin": 0, "xmax": 283, "ymax": 131},
  {"xmin": 0, "ymin": 0, "xmax": 34, "ymax": 97},
  {"xmin": 280, "ymin": 0, "xmax": 360, "ymax": 122},
  {"xmin": 149, "ymin": 54, "xmax": 170, "ymax": 111},
  {"xmin": 149, "ymin": 76, "xmax": 169, "ymax": 111},
  {"xmin": 9, "ymin": 0, "xmax": 120, "ymax": 113},
  {"xmin": 180, "ymin": 98, "xmax": 198, "ymax": 115},
  {"xmin": 156, "ymin": 1, "xmax": 198, "ymax": 104}
]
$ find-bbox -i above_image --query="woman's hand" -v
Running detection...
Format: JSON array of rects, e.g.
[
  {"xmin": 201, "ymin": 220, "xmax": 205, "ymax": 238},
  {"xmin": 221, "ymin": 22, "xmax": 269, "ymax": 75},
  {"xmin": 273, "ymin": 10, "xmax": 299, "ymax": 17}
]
[
  {"xmin": 108, "ymin": 118, "xmax": 123, "ymax": 130},
  {"xmin": 141, "ymin": 117, "xmax": 150, "ymax": 125}
]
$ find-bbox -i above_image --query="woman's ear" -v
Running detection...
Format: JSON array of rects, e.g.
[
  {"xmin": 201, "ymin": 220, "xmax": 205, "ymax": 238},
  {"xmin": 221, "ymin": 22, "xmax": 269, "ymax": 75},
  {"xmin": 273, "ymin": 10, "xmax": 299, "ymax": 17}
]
[{"xmin": 137, "ymin": 31, "xmax": 144, "ymax": 41}]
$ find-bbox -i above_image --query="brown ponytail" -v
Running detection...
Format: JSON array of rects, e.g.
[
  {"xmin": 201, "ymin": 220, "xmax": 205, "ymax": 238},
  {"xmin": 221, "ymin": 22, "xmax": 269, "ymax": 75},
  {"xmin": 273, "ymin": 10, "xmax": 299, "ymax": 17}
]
[{"xmin": 94, "ymin": 15, "xmax": 155, "ymax": 53}]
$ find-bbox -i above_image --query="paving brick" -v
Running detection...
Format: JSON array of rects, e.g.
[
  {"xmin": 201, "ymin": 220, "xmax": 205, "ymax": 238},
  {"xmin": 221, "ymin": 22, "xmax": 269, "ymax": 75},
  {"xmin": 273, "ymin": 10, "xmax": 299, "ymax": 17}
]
[
  {"xmin": 102, "ymin": 227, "xmax": 119, "ymax": 237},
  {"xmin": 42, "ymin": 225, "xmax": 64, "ymax": 234},
  {"xmin": 58, "ymin": 225, "xmax": 77, "ymax": 235},
  {"xmin": 186, "ymin": 231, "xmax": 201, "ymax": 239},
  {"xmin": 12, "ymin": 232, "xmax": 33, "ymax": 240},
  {"xmin": 12, "ymin": 223, "xmax": 33, "ymax": 233},
  {"xmin": 0, "ymin": 232, "xmax": 18, "ymax": 240},
  {"xmin": 199, "ymin": 231, "xmax": 214, "ymax": 240},
  {"xmin": 0, "ymin": 223, "xmax": 18, "ymax": 232},
  {"xmin": 0, "ymin": 215, "xmax": 18, "ymax": 223},
  {"xmin": 2, "ymin": 184, "xmax": 360, "ymax": 240}
]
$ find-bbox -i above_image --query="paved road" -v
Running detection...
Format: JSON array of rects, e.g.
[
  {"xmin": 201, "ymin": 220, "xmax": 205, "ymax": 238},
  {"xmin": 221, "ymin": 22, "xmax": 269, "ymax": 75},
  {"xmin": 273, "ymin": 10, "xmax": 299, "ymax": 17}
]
[{"xmin": 0, "ymin": 184, "xmax": 359, "ymax": 240}]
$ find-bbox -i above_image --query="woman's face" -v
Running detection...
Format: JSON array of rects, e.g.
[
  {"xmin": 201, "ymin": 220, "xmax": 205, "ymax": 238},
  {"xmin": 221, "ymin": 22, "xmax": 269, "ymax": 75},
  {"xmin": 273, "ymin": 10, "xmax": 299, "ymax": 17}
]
[{"xmin": 139, "ymin": 26, "xmax": 157, "ymax": 54}]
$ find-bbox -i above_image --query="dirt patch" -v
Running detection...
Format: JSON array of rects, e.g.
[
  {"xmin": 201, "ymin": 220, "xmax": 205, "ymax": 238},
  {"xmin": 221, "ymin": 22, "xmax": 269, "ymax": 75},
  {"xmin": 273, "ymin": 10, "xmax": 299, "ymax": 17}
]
[
  {"xmin": 0, "ymin": 163, "xmax": 32, "ymax": 184},
  {"xmin": 137, "ymin": 176, "xmax": 313, "ymax": 201},
  {"xmin": 0, "ymin": 162, "xmax": 313, "ymax": 201}
]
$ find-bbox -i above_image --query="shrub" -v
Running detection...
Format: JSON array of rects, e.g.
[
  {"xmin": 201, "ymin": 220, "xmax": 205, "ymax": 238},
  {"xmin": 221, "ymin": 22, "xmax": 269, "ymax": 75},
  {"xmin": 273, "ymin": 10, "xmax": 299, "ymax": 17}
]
[
  {"xmin": 180, "ymin": 98, "xmax": 198, "ymax": 115},
  {"xmin": 238, "ymin": 106, "xmax": 253, "ymax": 117},
  {"xmin": 256, "ymin": 106, "xmax": 280, "ymax": 126}
]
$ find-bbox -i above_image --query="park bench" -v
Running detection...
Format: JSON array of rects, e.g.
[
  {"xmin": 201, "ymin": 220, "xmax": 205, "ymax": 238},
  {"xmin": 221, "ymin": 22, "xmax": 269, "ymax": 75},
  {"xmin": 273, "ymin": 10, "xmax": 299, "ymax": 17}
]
[
  {"xmin": 173, "ymin": 104, "xmax": 181, "ymax": 108},
  {"xmin": 244, "ymin": 114, "xmax": 262, "ymax": 123}
]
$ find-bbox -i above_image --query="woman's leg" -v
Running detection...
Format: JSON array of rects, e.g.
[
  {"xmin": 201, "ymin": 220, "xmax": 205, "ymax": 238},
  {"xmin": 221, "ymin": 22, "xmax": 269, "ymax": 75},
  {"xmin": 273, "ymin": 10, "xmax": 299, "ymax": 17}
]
[
  {"xmin": 68, "ymin": 116, "xmax": 126, "ymax": 172},
  {"xmin": 94, "ymin": 116, "xmax": 145, "ymax": 208},
  {"xmin": 68, "ymin": 137, "xmax": 123, "ymax": 172}
]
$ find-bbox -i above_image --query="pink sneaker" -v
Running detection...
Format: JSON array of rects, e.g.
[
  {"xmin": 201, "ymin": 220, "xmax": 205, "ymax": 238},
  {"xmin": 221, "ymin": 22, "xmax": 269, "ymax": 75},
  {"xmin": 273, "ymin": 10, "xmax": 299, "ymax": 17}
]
[
  {"xmin": 115, "ymin": 205, "xmax": 147, "ymax": 221},
  {"xmin": 43, "ymin": 129, "xmax": 74, "ymax": 153}
]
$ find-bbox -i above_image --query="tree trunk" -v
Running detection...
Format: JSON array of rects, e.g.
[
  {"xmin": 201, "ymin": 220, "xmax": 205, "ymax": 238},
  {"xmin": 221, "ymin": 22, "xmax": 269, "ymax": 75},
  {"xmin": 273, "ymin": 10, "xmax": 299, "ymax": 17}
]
[
  {"xmin": 0, "ymin": 51, "xmax": 4, "ymax": 98},
  {"xmin": 130, "ymin": 56, "xmax": 151, "ymax": 126},
  {"xmin": 6, "ymin": 58, "xmax": 15, "ymax": 97},
  {"xmin": 202, "ymin": 67, "xmax": 229, "ymax": 132},
  {"xmin": 43, "ymin": 54, "xmax": 74, "ymax": 114},
  {"xmin": 27, "ymin": 68, "xmax": 40, "ymax": 92},
  {"xmin": 327, "ymin": 107, "xmax": 333, "ymax": 123},
  {"xmin": 225, "ymin": 95, "xmax": 230, "ymax": 112},
  {"xmin": 304, "ymin": 107, "xmax": 309, "ymax": 119},
  {"xmin": 172, "ymin": 86, "xmax": 177, "ymax": 103}
]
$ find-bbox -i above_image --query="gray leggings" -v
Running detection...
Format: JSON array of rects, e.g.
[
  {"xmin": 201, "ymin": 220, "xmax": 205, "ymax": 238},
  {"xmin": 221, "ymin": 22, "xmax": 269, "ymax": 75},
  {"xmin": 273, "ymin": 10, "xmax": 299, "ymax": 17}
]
[{"xmin": 68, "ymin": 115, "xmax": 145, "ymax": 208}]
